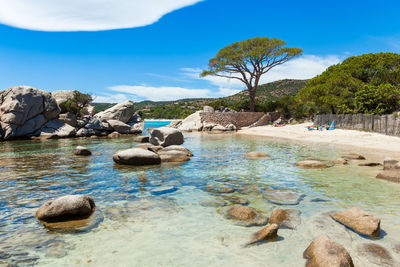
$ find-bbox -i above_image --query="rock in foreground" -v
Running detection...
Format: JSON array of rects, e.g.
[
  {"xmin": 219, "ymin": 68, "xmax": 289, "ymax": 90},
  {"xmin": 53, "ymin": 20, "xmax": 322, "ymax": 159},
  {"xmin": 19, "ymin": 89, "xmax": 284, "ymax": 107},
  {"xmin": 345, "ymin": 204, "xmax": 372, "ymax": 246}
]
[
  {"xmin": 357, "ymin": 243, "xmax": 396, "ymax": 266},
  {"xmin": 303, "ymin": 235, "xmax": 354, "ymax": 267},
  {"xmin": 113, "ymin": 148, "xmax": 161, "ymax": 165},
  {"xmin": 331, "ymin": 207, "xmax": 380, "ymax": 237},
  {"xmin": 225, "ymin": 205, "xmax": 268, "ymax": 226},
  {"xmin": 376, "ymin": 171, "xmax": 400, "ymax": 183},
  {"xmin": 157, "ymin": 145, "xmax": 193, "ymax": 163},
  {"xmin": 36, "ymin": 195, "xmax": 95, "ymax": 222},
  {"xmin": 269, "ymin": 208, "xmax": 301, "ymax": 229},
  {"xmin": 295, "ymin": 160, "xmax": 327, "ymax": 168},
  {"xmin": 150, "ymin": 127, "xmax": 184, "ymax": 147},
  {"xmin": 247, "ymin": 223, "xmax": 279, "ymax": 246},
  {"xmin": 74, "ymin": 146, "xmax": 92, "ymax": 156}
]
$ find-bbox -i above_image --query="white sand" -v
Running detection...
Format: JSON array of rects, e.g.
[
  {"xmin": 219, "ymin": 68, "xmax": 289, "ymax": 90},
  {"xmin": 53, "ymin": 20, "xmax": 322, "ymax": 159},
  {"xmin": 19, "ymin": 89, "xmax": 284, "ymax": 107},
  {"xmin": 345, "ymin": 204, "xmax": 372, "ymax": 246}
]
[{"xmin": 238, "ymin": 123, "xmax": 400, "ymax": 154}]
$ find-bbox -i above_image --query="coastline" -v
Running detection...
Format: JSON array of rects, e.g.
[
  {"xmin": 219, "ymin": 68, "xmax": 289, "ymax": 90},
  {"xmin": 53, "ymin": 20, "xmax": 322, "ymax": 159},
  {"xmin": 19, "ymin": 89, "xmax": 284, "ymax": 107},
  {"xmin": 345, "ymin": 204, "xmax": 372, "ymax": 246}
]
[{"xmin": 237, "ymin": 122, "xmax": 400, "ymax": 156}]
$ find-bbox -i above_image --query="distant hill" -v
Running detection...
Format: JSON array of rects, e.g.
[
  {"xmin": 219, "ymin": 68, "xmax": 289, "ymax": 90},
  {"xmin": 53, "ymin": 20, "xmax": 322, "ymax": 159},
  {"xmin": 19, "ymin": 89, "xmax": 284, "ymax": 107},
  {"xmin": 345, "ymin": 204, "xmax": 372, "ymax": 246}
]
[{"xmin": 92, "ymin": 79, "xmax": 308, "ymax": 118}]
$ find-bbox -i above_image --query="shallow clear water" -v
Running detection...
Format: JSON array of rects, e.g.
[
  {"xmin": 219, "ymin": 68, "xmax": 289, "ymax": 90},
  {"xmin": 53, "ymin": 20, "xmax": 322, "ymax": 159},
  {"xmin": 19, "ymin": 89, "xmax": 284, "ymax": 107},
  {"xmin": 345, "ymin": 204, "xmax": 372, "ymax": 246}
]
[{"xmin": 1, "ymin": 123, "xmax": 400, "ymax": 266}]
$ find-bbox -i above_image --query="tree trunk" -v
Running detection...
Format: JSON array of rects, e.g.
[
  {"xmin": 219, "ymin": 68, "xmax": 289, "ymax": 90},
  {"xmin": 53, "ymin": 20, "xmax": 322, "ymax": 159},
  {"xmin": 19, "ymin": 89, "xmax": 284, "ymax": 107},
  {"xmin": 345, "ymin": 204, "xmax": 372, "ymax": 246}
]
[{"xmin": 249, "ymin": 89, "xmax": 256, "ymax": 112}]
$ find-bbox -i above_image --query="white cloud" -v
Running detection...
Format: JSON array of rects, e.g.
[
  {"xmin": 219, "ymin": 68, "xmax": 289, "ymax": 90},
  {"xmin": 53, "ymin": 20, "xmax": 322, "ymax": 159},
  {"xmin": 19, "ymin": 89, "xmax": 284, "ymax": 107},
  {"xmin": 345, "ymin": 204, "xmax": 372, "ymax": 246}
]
[
  {"xmin": 92, "ymin": 93, "xmax": 131, "ymax": 103},
  {"xmin": 108, "ymin": 85, "xmax": 213, "ymax": 101},
  {"xmin": 182, "ymin": 55, "xmax": 341, "ymax": 90},
  {"xmin": 0, "ymin": 0, "xmax": 202, "ymax": 31}
]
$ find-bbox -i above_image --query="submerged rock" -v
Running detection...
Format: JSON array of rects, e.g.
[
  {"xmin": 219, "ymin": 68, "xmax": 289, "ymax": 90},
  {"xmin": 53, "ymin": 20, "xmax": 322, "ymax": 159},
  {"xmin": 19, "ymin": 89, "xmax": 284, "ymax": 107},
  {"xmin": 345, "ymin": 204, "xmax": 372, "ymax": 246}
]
[
  {"xmin": 157, "ymin": 145, "xmax": 193, "ymax": 163},
  {"xmin": 303, "ymin": 235, "xmax": 354, "ymax": 267},
  {"xmin": 113, "ymin": 148, "xmax": 161, "ymax": 166},
  {"xmin": 222, "ymin": 195, "xmax": 250, "ymax": 205},
  {"xmin": 295, "ymin": 160, "xmax": 327, "ymax": 168},
  {"xmin": 342, "ymin": 153, "xmax": 365, "ymax": 160},
  {"xmin": 150, "ymin": 127, "xmax": 184, "ymax": 147},
  {"xmin": 36, "ymin": 195, "xmax": 95, "ymax": 222},
  {"xmin": 205, "ymin": 184, "xmax": 237, "ymax": 194},
  {"xmin": 225, "ymin": 205, "xmax": 268, "ymax": 226},
  {"xmin": 357, "ymin": 243, "xmax": 396, "ymax": 266},
  {"xmin": 334, "ymin": 158, "xmax": 348, "ymax": 165},
  {"xmin": 245, "ymin": 151, "xmax": 270, "ymax": 159},
  {"xmin": 151, "ymin": 186, "xmax": 178, "ymax": 196},
  {"xmin": 247, "ymin": 223, "xmax": 279, "ymax": 246},
  {"xmin": 376, "ymin": 171, "xmax": 400, "ymax": 183},
  {"xmin": 331, "ymin": 207, "xmax": 381, "ymax": 237},
  {"xmin": 74, "ymin": 146, "xmax": 92, "ymax": 156},
  {"xmin": 263, "ymin": 189, "xmax": 304, "ymax": 205},
  {"xmin": 269, "ymin": 208, "xmax": 301, "ymax": 229}
]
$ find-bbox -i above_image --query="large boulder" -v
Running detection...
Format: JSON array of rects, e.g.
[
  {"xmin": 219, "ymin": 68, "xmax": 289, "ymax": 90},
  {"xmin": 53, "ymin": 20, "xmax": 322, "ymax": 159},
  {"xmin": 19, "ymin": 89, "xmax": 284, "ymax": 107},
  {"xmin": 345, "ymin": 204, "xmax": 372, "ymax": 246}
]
[
  {"xmin": 150, "ymin": 127, "xmax": 184, "ymax": 147},
  {"xmin": 113, "ymin": 148, "xmax": 161, "ymax": 165},
  {"xmin": 303, "ymin": 235, "xmax": 354, "ymax": 267},
  {"xmin": 59, "ymin": 112, "xmax": 78, "ymax": 127},
  {"xmin": 331, "ymin": 207, "xmax": 380, "ymax": 237},
  {"xmin": 36, "ymin": 195, "xmax": 95, "ymax": 222},
  {"xmin": 134, "ymin": 135, "xmax": 150, "ymax": 143},
  {"xmin": 52, "ymin": 90, "xmax": 75, "ymax": 106},
  {"xmin": 157, "ymin": 145, "xmax": 193, "ymax": 162},
  {"xmin": 107, "ymin": 120, "xmax": 132, "ymax": 134},
  {"xmin": 175, "ymin": 111, "xmax": 203, "ymax": 131},
  {"xmin": 81, "ymin": 104, "xmax": 96, "ymax": 116},
  {"xmin": 95, "ymin": 100, "xmax": 135, "ymax": 123},
  {"xmin": 37, "ymin": 119, "xmax": 77, "ymax": 138},
  {"xmin": 0, "ymin": 86, "xmax": 60, "ymax": 139}
]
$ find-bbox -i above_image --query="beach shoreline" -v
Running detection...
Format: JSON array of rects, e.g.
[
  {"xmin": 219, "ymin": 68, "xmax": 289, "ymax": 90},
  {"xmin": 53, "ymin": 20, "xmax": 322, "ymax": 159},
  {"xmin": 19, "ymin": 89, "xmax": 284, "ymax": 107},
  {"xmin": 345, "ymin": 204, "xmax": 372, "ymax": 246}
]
[{"xmin": 237, "ymin": 122, "xmax": 400, "ymax": 156}]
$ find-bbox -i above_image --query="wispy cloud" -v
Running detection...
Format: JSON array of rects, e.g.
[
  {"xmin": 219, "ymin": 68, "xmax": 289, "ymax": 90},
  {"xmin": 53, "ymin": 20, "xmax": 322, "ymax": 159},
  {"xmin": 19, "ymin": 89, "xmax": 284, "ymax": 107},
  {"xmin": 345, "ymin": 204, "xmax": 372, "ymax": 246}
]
[
  {"xmin": 92, "ymin": 93, "xmax": 131, "ymax": 103},
  {"xmin": 0, "ymin": 0, "xmax": 202, "ymax": 31}
]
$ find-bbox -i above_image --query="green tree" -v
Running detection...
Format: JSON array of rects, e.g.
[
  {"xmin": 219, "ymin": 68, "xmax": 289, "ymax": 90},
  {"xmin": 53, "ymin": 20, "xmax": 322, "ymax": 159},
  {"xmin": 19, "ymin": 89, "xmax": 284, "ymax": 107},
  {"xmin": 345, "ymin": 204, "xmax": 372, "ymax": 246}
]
[
  {"xmin": 200, "ymin": 37, "xmax": 302, "ymax": 111},
  {"xmin": 298, "ymin": 52, "xmax": 400, "ymax": 115},
  {"xmin": 60, "ymin": 90, "xmax": 93, "ymax": 117}
]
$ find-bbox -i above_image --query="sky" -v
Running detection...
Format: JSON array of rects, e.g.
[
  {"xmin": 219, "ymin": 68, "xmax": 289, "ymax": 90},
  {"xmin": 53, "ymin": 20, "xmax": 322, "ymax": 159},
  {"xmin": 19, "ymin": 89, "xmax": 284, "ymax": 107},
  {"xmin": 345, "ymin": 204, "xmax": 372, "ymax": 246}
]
[{"xmin": 0, "ymin": 0, "xmax": 399, "ymax": 103}]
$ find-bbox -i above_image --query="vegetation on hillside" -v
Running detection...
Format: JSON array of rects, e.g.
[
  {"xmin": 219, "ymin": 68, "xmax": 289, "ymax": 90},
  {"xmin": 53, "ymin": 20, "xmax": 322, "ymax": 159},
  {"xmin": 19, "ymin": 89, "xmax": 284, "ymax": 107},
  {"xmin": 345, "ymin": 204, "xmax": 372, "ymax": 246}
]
[{"xmin": 297, "ymin": 52, "xmax": 400, "ymax": 115}]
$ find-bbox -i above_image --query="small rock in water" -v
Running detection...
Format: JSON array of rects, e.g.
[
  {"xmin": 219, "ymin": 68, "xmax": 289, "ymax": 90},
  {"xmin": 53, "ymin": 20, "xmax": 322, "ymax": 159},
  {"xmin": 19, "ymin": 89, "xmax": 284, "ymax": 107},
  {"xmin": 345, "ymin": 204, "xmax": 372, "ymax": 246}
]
[
  {"xmin": 263, "ymin": 189, "xmax": 304, "ymax": 205},
  {"xmin": 222, "ymin": 195, "xmax": 249, "ymax": 205},
  {"xmin": 245, "ymin": 151, "xmax": 270, "ymax": 159},
  {"xmin": 357, "ymin": 243, "xmax": 396, "ymax": 266},
  {"xmin": 36, "ymin": 195, "xmax": 96, "ymax": 222},
  {"xmin": 225, "ymin": 205, "xmax": 268, "ymax": 227},
  {"xmin": 334, "ymin": 158, "xmax": 348, "ymax": 165},
  {"xmin": 246, "ymin": 223, "xmax": 279, "ymax": 246},
  {"xmin": 205, "ymin": 184, "xmax": 236, "ymax": 194},
  {"xmin": 377, "ymin": 170, "xmax": 400, "ymax": 183},
  {"xmin": 303, "ymin": 235, "xmax": 354, "ymax": 267},
  {"xmin": 113, "ymin": 148, "xmax": 161, "ymax": 166},
  {"xmin": 383, "ymin": 157, "xmax": 399, "ymax": 170},
  {"xmin": 295, "ymin": 160, "xmax": 327, "ymax": 168},
  {"xmin": 200, "ymin": 199, "xmax": 228, "ymax": 207},
  {"xmin": 74, "ymin": 146, "xmax": 92, "ymax": 156},
  {"xmin": 269, "ymin": 208, "xmax": 300, "ymax": 229},
  {"xmin": 310, "ymin": 198, "xmax": 330, "ymax": 203},
  {"xmin": 342, "ymin": 153, "xmax": 365, "ymax": 160},
  {"xmin": 151, "ymin": 186, "xmax": 177, "ymax": 196},
  {"xmin": 358, "ymin": 162, "xmax": 382, "ymax": 167},
  {"xmin": 331, "ymin": 207, "xmax": 381, "ymax": 237}
]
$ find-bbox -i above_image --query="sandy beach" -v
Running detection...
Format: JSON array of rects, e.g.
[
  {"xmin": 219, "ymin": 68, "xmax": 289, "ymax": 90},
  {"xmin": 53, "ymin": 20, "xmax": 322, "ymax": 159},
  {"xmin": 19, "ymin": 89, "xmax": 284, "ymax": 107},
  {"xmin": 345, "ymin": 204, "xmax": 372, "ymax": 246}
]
[{"xmin": 238, "ymin": 122, "xmax": 400, "ymax": 155}]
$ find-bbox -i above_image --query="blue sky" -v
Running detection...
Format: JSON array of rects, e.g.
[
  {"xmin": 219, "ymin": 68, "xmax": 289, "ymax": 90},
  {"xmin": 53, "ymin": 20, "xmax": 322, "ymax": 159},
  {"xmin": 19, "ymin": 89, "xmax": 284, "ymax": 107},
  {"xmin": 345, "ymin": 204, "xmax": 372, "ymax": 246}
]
[{"xmin": 0, "ymin": 0, "xmax": 399, "ymax": 102}]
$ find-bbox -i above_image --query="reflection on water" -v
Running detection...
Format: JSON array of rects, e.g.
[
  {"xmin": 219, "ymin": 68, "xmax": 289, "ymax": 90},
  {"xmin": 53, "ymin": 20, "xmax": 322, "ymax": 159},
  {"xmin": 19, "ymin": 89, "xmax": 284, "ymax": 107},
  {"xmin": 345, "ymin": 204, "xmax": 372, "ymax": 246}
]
[{"xmin": 1, "ymin": 131, "xmax": 400, "ymax": 266}]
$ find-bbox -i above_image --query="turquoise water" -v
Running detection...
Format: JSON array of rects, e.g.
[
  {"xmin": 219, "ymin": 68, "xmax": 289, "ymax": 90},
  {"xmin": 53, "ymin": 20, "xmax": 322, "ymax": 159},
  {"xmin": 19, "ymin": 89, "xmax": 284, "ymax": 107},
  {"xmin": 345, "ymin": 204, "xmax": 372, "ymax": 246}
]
[{"xmin": 0, "ymin": 122, "xmax": 400, "ymax": 266}]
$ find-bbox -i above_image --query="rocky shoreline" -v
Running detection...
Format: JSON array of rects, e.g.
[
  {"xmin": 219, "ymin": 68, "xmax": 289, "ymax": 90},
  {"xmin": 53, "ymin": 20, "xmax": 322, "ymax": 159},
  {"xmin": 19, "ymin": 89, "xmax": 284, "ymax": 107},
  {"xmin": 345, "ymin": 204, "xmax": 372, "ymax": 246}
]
[{"xmin": 0, "ymin": 86, "xmax": 144, "ymax": 141}]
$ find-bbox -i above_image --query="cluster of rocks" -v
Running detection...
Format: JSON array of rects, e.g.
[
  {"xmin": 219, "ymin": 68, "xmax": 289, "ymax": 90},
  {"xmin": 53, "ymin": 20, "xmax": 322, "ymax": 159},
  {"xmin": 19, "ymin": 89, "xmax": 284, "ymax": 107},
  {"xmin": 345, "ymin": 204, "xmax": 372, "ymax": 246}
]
[
  {"xmin": 113, "ymin": 127, "xmax": 193, "ymax": 165},
  {"xmin": 169, "ymin": 105, "xmax": 277, "ymax": 132},
  {"xmin": 376, "ymin": 157, "xmax": 400, "ymax": 183},
  {"xmin": 0, "ymin": 86, "xmax": 143, "ymax": 140}
]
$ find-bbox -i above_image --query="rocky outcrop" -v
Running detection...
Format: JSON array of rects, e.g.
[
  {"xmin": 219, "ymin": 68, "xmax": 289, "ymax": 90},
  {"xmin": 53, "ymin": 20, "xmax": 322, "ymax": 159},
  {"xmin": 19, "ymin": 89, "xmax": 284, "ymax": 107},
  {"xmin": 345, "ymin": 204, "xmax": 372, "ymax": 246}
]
[
  {"xmin": 150, "ymin": 127, "xmax": 184, "ymax": 147},
  {"xmin": 113, "ymin": 148, "xmax": 161, "ymax": 165},
  {"xmin": 52, "ymin": 90, "xmax": 75, "ymax": 107},
  {"xmin": 303, "ymin": 235, "xmax": 354, "ymax": 267},
  {"xmin": 95, "ymin": 100, "xmax": 135, "ymax": 123},
  {"xmin": 59, "ymin": 112, "xmax": 78, "ymax": 127},
  {"xmin": 134, "ymin": 135, "xmax": 150, "ymax": 143},
  {"xmin": 0, "ymin": 86, "xmax": 60, "ymax": 140},
  {"xmin": 36, "ymin": 195, "xmax": 95, "ymax": 222},
  {"xmin": 331, "ymin": 207, "xmax": 381, "ymax": 237},
  {"xmin": 376, "ymin": 170, "xmax": 400, "ymax": 183},
  {"xmin": 37, "ymin": 119, "xmax": 77, "ymax": 138},
  {"xmin": 295, "ymin": 160, "xmax": 327, "ymax": 168},
  {"xmin": 157, "ymin": 145, "xmax": 193, "ymax": 162},
  {"xmin": 74, "ymin": 146, "xmax": 92, "ymax": 156}
]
